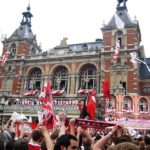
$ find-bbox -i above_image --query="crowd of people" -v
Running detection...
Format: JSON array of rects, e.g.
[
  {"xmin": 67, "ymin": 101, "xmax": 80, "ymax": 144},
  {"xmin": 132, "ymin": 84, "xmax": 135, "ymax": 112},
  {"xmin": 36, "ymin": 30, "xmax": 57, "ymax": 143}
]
[{"xmin": 0, "ymin": 112, "xmax": 150, "ymax": 150}]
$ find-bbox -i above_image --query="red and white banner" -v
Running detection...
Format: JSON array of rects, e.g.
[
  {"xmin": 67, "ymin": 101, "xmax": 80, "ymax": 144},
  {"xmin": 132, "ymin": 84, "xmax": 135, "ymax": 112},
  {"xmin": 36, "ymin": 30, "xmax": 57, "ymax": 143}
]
[
  {"xmin": 39, "ymin": 80, "xmax": 57, "ymax": 131},
  {"xmin": 52, "ymin": 88, "xmax": 65, "ymax": 96},
  {"xmin": 75, "ymin": 119, "xmax": 116, "ymax": 129},
  {"xmin": 0, "ymin": 51, "xmax": 10, "ymax": 65},
  {"xmin": 23, "ymin": 89, "xmax": 39, "ymax": 96},
  {"xmin": 15, "ymin": 121, "xmax": 38, "ymax": 137},
  {"xmin": 122, "ymin": 109, "xmax": 133, "ymax": 113},
  {"xmin": 77, "ymin": 89, "xmax": 89, "ymax": 94},
  {"xmin": 113, "ymin": 40, "xmax": 120, "ymax": 60}
]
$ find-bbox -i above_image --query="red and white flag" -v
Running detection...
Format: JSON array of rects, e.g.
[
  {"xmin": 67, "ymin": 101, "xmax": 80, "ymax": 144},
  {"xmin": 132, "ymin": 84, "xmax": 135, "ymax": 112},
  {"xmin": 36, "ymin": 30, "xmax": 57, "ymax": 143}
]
[
  {"xmin": 0, "ymin": 51, "xmax": 10, "ymax": 65},
  {"xmin": 39, "ymin": 80, "xmax": 57, "ymax": 131},
  {"xmin": 78, "ymin": 89, "xmax": 96, "ymax": 120},
  {"xmin": 113, "ymin": 41, "xmax": 120, "ymax": 61},
  {"xmin": 52, "ymin": 88, "xmax": 65, "ymax": 96},
  {"xmin": 23, "ymin": 89, "xmax": 38, "ymax": 96},
  {"xmin": 77, "ymin": 89, "xmax": 89, "ymax": 94}
]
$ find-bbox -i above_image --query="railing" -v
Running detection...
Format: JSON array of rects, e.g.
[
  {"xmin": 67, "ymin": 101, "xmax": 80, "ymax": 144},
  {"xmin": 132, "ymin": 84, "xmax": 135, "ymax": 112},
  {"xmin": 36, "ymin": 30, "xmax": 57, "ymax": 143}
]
[
  {"xmin": 0, "ymin": 91, "xmax": 11, "ymax": 96},
  {"xmin": 0, "ymin": 104, "xmax": 79, "ymax": 115}
]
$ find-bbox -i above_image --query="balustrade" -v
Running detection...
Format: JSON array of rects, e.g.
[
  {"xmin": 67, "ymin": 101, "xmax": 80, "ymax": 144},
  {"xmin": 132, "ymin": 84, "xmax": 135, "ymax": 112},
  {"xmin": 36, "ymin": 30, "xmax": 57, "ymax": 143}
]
[{"xmin": 0, "ymin": 103, "xmax": 79, "ymax": 114}]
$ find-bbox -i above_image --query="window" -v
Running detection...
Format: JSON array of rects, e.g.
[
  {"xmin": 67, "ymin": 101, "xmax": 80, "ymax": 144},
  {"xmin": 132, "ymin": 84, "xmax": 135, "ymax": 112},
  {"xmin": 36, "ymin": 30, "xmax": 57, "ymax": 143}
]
[
  {"xmin": 10, "ymin": 43, "xmax": 16, "ymax": 56},
  {"xmin": 139, "ymin": 98, "xmax": 148, "ymax": 112},
  {"xmin": 116, "ymin": 30, "xmax": 123, "ymax": 46},
  {"xmin": 27, "ymin": 68, "xmax": 42, "ymax": 90},
  {"xmin": 123, "ymin": 96, "xmax": 132, "ymax": 110},
  {"xmin": 80, "ymin": 64, "xmax": 97, "ymax": 90},
  {"xmin": 53, "ymin": 66, "xmax": 68, "ymax": 90},
  {"xmin": 143, "ymin": 87, "xmax": 150, "ymax": 93}
]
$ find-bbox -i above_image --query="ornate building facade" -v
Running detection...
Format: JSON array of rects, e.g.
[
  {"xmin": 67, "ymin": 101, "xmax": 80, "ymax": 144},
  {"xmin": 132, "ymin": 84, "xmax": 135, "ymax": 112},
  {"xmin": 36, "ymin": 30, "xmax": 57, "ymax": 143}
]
[{"xmin": 0, "ymin": 1, "xmax": 150, "ymax": 123}]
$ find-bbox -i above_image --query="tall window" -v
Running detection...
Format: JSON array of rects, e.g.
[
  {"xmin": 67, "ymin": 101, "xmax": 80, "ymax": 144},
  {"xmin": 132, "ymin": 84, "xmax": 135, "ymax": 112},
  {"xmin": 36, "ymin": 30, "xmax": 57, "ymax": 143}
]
[
  {"xmin": 108, "ymin": 95, "xmax": 116, "ymax": 109},
  {"xmin": 139, "ymin": 98, "xmax": 148, "ymax": 112},
  {"xmin": 123, "ymin": 96, "xmax": 132, "ymax": 111},
  {"xmin": 116, "ymin": 30, "xmax": 123, "ymax": 46},
  {"xmin": 53, "ymin": 66, "xmax": 68, "ymax": 90},
  {"xmin": 80, "ymin": 64, "xmax": 97, "ymax": 90},
  {"xmin": 10, "ymin": 43, "xmax": 16, "ymax": 56},
  {"xmin": 27, "ymin": 68, "xmax": 42, "ymax": 90}
]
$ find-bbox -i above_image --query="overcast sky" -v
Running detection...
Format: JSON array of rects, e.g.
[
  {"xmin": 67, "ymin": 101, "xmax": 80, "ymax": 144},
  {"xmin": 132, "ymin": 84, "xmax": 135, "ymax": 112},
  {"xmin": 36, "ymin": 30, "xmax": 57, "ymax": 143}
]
[{"xmin": 0, "ymin": 0, "xmax": 149, "ymax": 57}]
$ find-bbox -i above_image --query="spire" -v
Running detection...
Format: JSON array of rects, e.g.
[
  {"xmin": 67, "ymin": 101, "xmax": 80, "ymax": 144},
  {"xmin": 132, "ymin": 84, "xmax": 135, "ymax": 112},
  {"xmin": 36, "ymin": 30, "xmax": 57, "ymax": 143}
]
[
  {"xmin": 21, "ymin": 3, "xmax": 33, "ymax": 27},
  {"xmin": 8, "ymin": 4, "xmax": 34, "ymax": 40},
  {"xmin": 116, "ymin": 0, "xmax": 128, "ymax": 11},
  {"xmin": 102, "ymin": 0, "xmax": 134, "ymax": 30}
]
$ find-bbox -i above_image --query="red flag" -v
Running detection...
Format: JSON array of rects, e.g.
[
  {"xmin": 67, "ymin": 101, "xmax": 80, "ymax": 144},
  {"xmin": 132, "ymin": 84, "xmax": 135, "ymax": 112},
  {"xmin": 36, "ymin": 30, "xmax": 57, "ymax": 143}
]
[
  {"xmin": 86, "ymin": 90, "xmax": 96, "ymax": 120},
  {"xmin": 78, "ymin": 89, "xmax": 96, "ymax": 120},
  {"xmin": 46, "ymin": 80, "xmax": 51, "ymax": 96},
  {"xmin": 39, "ymin": 80, "xmax": 56, "ymax": 131},
  {"xmin": 39, "ymin": 82, "xmax": 47, "ymax": 101},
  {"xmin": 102, "ymin": 80, "xmax": 110, "ymax": 100},
  {"xmin": 0, "ymin": 51, "xmax": 10, "ymax": 65}
]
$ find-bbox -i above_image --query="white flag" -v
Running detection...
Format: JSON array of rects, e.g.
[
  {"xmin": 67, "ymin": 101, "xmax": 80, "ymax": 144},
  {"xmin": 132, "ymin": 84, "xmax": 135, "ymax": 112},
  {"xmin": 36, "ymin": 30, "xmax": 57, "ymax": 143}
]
[
  {"xmin": 130, "ymin": 52, "xmax": 139, "ymax": 64},
  {"xmin": 114, "ymin": 13, "xmax": 124, "ymax": 29},
  {"xmin": 130, "ymin": 52, "xmax": 150, "ymax": 72}
]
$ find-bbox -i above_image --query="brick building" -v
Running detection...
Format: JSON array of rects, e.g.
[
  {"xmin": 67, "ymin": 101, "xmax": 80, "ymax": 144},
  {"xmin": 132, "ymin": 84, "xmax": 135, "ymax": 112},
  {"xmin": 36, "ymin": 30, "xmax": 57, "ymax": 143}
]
[{"xmin": 0, "ymin": 1, "xmax": 150, "ymax": 122}]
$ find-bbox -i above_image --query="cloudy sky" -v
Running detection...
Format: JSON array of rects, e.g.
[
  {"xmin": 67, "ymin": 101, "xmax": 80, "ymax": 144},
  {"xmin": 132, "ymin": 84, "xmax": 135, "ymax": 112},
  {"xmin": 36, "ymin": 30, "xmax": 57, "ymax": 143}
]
[{"xmin": 0, "ymin": 0, "xmax": 149, "ymax": 57}]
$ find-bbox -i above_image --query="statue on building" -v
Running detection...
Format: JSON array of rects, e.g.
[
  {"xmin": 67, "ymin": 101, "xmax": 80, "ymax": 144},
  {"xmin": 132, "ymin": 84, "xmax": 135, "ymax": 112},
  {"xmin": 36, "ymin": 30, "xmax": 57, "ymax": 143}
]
[
  {"xmin": 59, "ymin": 37, "xmax": 68, "ymax": 47},
  {"xmin": 117, "ymin": 0, "xmax": 127, "ymax": 7}
]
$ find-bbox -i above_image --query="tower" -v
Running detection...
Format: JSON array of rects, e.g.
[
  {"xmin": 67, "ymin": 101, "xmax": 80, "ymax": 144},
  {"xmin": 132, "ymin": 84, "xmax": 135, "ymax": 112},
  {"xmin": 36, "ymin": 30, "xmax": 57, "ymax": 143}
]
[
  {"xmin": 0, "ymin": 4, "xmax": 42, "ymax": 96},
  {"xmin": 101, "ymin": 0, "xmax": 142, "ymax": 96}
]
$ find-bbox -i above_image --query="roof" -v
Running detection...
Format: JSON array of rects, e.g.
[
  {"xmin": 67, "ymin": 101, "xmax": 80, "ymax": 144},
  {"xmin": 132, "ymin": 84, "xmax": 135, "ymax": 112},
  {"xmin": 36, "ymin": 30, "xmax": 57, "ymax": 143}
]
[
  {"xmin": 68, "ymin": 39, "xmax": 103, "ymax": 51},
  {"xmin": 8, "ymin": 5, "xmax": 34, "ymax": 41},
  {"xmin": 102, "ymin": 5, "xmax": 135, "ymax": 30}
]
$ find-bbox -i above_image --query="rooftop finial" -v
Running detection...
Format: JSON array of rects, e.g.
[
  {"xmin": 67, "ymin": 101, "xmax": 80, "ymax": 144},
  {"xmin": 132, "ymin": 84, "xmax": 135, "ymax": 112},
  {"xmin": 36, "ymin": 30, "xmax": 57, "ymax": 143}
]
[
  {"xmin": 117, "ymin": 0, "xmax": 128, "ymax": 7},
  {"xmin": 27, "ymin": 3, "xmax": 30, "ymax": 11}
]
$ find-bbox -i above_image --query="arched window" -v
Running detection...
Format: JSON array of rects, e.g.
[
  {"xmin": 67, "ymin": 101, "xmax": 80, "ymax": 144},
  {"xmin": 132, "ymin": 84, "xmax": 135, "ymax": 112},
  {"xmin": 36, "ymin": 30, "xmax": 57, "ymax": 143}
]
[
  {"xmin": 27, "ymin": 68, "xmax": 42, "ymax": 90},
  {"xmin": 108, "ymin": 95, "xmax": 116, "ymax": 110},
  {"xmin": 53, "ymin": 66, "xmax": 68, "ymax": 90},
  {"xmin": 79, "ymin": 64, "xmax": 97, "ymax": 90},
  {"xmin": 123, "ymin": 96, "xmax": 133, "ymax": 111},
  {"xmin": 139, "ymin": 98, "xmax": 148, "ymax": 112},
  {"xmin": 10, "ymin": 43, "xmax": 16, "ymax": 56}
]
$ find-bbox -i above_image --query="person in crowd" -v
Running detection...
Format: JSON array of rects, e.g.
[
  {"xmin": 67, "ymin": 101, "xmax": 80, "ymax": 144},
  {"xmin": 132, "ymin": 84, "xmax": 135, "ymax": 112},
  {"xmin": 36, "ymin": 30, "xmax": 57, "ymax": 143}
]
[
  {"xmin": 113, "ymin": 142, "xmax": 139, "ymax": 150},
  {"xmin": 13, "ymin": 138, "xmax": 28, "ymax": 150},
  {"xmin": 53, "ymin": 134, "xmax": 78, "ymax": 150},
  {"xmin": 0, "ymin": 140, "xmax": 4, "ymax": 150},
  {"xmin": 28, "ymin": 130, "xmax": 43, "ymax": 150}
]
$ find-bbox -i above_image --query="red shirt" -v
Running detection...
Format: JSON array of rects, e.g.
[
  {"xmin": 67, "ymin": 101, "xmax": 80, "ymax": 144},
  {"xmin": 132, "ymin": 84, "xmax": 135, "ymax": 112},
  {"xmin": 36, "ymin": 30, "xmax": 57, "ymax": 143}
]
[{"xmin": 28, "ymin": 143, "xmax": 41, "ymax": 150}]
